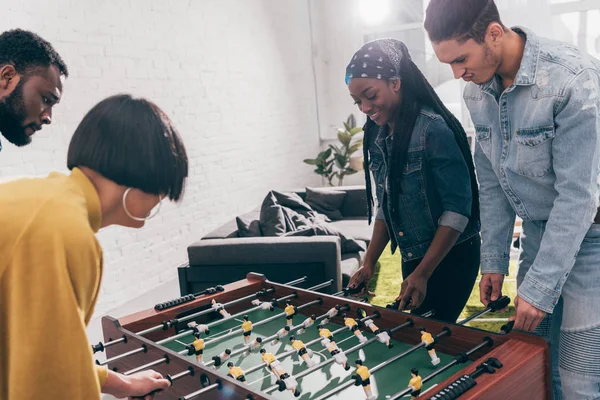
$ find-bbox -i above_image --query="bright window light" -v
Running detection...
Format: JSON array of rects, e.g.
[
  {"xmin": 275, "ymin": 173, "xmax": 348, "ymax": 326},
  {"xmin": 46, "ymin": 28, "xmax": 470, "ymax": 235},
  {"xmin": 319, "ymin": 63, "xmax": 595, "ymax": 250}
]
[{"xmin": 359, "ymin": 0, "xmax": 389, "ymax": 25}]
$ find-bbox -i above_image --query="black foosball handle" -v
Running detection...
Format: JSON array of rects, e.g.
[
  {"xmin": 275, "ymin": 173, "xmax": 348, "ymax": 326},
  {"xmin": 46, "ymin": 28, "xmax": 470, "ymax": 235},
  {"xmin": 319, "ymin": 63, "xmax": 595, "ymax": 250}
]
[
  {"xmin": 488, "ymin": 295, "xmax": 510, "ymax": 312},
  {"xmin": 154, "ymin": 285, "xmax": 225, "ymax": 310},
  {"xmin": 343, "ymin": 281, "xmax": 366, "ymax": 296},
  {"xmin": 131, "ymin": 388, "xmax": 163, "ymax": 399},
  {"xmin": 500, "ymin": 320, "xmax": 515, "ymax": 334}
]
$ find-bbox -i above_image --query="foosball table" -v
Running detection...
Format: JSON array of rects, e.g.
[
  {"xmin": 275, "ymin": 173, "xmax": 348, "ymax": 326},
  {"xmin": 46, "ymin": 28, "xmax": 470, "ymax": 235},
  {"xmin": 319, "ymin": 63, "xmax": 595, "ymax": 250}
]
[{"xmin": 93, "ymin": 273, "xmax": 550, "ymax": 400}]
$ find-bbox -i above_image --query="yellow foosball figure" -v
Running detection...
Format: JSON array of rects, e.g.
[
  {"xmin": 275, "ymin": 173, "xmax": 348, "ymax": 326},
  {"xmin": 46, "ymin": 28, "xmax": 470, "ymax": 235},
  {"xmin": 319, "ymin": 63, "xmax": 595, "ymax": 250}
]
[
  {"xmin": 342, "ymin": 314, "xmax": 367, "ymax": 343},
  {"xmin": 227, "ymin": 362, "xmax": 247, "ymax": 384},
  {"xmin": 317, "ymin": 325, "xmax": 335, "ymax": 347},
  {"xmin": 241, "ymin": 315, "xmax": 253, "ymax": 344},
  {"xmin": 297, "ymin": 314, "xmax": 316, "ymax": 335},
  {"xmin": 419, "ymin": 326, "xmax": 440, "ymax": 365},
  {"xmin": 289, "ymin": 336, "xmax": 315, "ymax": 367},
  {"xmin": 211, "ymin": 299, "xmax": 231, "ymax": 318},
  {"xmin": 408, "ymin": 368, "xmax": 423, "ymax": 399},
  {"xmin": 352, "ymin": 359, "xmax": 376, "ymax": 400},
  {"xmin": 322, "ymin": 337, "xmax": 350, "ymax": 370},
  {"xmin": 364, "ymin": 319, "xmax": 393, "ymax": 348},
  {"xmin": 284, "ymin": 300, "xmax": 297, "ymax": 327},
  {"xmin": 187, "ymin": 334, "xmax": 205, "ymax": 364},
  {"xmin": 260, "ymin": 349, "xmax": 301, "ymax": 397}
]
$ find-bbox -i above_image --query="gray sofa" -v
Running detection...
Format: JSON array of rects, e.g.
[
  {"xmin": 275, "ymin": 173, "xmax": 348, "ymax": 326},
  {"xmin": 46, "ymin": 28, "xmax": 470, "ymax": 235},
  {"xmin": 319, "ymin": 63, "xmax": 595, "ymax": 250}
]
[{"xmin": 178, "ymin": 186, "xmax": 373, "ymax": 295}]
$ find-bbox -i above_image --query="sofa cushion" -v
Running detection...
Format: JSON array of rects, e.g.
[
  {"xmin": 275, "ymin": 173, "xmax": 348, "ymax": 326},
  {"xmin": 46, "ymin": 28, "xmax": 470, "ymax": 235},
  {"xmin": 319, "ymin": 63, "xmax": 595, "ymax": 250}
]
[
  {"xmin": 305, "ymin": 187, "xmax": 346, "ymax": 221},
  {"xmin": 236, "ymin": 216, "xmax": 262, "ymax": 237},
  {"xmin": 329, "ymin": 217, "xmax": 372, "ymax": 246},
  {"xmin": 203, "ymin": 211, "xmax": 260, "ymax": 239}
]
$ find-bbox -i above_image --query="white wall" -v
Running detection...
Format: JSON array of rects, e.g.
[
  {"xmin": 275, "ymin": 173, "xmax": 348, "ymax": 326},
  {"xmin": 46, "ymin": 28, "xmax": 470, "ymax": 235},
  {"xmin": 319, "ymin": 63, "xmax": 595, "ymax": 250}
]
[{"xmin": 1, "ymin": 0, "xmax": 321, "ymax": 316}]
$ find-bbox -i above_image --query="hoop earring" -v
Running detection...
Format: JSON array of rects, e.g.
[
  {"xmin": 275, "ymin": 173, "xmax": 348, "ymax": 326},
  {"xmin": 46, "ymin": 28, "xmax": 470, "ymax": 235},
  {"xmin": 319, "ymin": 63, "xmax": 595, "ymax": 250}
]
[{"xmin": 122, "ymin": 188, "xmax": 162, "ymax": 221}]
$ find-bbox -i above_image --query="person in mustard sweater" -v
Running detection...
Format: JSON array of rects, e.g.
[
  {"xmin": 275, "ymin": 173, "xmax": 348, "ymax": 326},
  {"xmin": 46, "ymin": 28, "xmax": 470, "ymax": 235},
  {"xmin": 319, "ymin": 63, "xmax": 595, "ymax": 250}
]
[{"xmin": 0, "ymin": 94, "xmax": 189, "ymax": 400}]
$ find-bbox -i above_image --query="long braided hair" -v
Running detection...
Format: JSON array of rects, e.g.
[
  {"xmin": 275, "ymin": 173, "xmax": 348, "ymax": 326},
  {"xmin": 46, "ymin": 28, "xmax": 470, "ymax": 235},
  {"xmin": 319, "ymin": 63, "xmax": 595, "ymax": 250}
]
[{"xmin": 361, "ymin": 47, "xmax": 480, "ymax": 232}]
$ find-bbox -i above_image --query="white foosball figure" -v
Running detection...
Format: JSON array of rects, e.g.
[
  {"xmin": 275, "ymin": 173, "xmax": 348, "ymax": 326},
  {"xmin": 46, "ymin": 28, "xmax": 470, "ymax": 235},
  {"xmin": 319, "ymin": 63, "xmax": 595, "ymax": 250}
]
[
  {"xmin": 212, "ymin": 348, "xmax": 232, "ymax": 367},
  {"xmin": 364, "ymin": 319, "xmax": 393, "ymax": 348},
  {"xmin": 271, "ymin": 325, "xmax": 291, "ymax": 345},
  {"xmin": 187, "ymin": 321, "xmax": 210, "ymax": 335},
  {"xmin": 261, "ymin": 349, "xmax": 301, "ymax": 397},
  {"xmin": 297, "ymin": 314, "xmax": 317, "ymax": 335},
  {"xmin": 342, "ymin": 314, "xmax": 367, "ymax": 343},
  {"xmin": 322, "ymin": 305, "xmax": 342, "ymax": 325},
  {"xmin": 289, "ymin": 336, "xmax": 315, "ymax": 367},
  {"xmin": 252, "ymin": 299, "xmax": 275, "ymax": 311},
  {"xmin": 321, "ymin": 338, "xmax": 350, "ymax": 370},
  {"xmin": 211, "ymin": 299, "xmax": 231, "ymax": 318}
]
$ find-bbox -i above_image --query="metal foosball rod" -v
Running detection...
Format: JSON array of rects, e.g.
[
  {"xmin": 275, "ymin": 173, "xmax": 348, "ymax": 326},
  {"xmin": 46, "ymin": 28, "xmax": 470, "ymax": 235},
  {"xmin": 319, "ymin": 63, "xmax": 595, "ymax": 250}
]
[
  {"xmin": 158, "ymin": 279, "xmax": 334, "ymax": 349},
  {"xmin": 92, "ymin": 276, "xmax": 309, "ymax": 354},
  {"xmin": 241, "ymin": 310, "xmax": 381, "ymax": 376},
  {"xmin": 97, "ymin": 280, "xmax": 330, "ymax": 367},
  {"xmin": 178, "ymin": 380, "xmax": 223, "ymax": 400},
  {"xmin": 264, "ymin": 317, "xmax": 416, "ymax": 394},
  {"xmin": 312, "ymin": 297, "xmax": 510, "ymax": 400},
  {"xmin": 122, "ymin": 288, "xmax": 335, "ymax": 375}
]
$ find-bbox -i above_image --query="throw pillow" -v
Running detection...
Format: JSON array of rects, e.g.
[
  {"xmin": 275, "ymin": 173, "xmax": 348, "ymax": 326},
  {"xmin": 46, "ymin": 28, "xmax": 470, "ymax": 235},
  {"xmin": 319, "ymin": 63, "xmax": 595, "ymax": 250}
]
[
  {"xmin": 235, "ymin": 216, "xmax": 263, "ymax": 237},
  {"xmin": 305, "ymin": 187, "xmax": 346, "ymax": 221}
]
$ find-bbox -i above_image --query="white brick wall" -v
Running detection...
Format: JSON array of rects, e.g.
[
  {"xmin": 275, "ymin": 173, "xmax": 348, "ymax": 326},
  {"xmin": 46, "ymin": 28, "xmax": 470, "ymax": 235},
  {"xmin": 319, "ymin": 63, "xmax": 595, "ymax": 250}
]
[{"xmin": 1, "ymin": 0, "xmax": 321, "ymax": 316}]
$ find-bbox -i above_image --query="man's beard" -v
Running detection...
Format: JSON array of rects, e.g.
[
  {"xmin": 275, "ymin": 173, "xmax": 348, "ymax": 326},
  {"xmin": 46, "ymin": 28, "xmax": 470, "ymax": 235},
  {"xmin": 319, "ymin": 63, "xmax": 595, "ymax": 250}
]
[{"xmin": 0, "ymin": 79, "xmax": 31, "ymax": 147}]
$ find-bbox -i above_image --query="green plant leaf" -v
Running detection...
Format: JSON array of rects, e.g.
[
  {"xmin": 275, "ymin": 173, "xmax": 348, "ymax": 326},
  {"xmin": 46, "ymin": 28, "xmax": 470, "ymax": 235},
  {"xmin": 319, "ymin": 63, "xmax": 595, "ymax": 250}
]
[
  {"xmin": 343, "ymin": 122, "xmax": 352, "ymax": 133},
  {"xmin": 337, "ymin": 131, "xmax": 352, "ymax": 147},
  {"xmin": 328, "ymin": 144, "xmax": 342, "ymax": 154},
  {"xmin": 346, "ymin": 168, "xmax": 359, "ymax": 175},
  {"xmin": 349, "ymin": 142, "xmax": 363, "ymax": 154},
  {"xmin": 347, "ymin": 114, "xmax": 356, "ymax": 129},
  {"xmin": 349, "ymin": 127, "xmax": 363, "ymax": 135},
  {"xmin": 303, "ymin": 159, "xmax": 317, "ymax": 165}
]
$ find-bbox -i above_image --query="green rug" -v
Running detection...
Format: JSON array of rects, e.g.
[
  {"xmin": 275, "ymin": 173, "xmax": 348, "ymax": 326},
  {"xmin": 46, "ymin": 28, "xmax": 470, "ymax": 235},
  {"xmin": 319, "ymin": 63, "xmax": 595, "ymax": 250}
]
[{"xmin": 368, "ymin": 244, "xmax": 518, "ymax": 332}]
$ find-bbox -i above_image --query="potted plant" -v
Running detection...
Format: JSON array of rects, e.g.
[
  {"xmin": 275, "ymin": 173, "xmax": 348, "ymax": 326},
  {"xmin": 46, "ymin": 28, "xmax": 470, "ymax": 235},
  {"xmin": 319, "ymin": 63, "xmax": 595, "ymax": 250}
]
[{"xmin": 304, "ymin": 114, "xmax": 364, "ymax": 186}]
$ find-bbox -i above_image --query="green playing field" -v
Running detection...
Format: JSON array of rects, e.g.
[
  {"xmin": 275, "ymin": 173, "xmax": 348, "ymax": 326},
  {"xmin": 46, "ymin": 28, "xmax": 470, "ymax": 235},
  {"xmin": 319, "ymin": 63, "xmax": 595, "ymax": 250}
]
[{"xmin": 162, "ymin": 308, "xmax": 470, "ymax": 399}]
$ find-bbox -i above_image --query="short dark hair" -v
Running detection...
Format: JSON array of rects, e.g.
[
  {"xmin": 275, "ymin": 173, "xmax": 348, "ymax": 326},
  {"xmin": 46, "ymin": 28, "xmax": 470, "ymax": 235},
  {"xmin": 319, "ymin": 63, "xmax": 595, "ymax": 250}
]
[
  {"xmin": 67, "ymin": 94, "xmax": 188, "ymax": 201},
  {"xmin": 411, "ymin": 368, "xmax": 419, "ymax": 375},
  {"xmin": 424, "ymin": 0, "xmax": 503, "ymax": 43},
  {"xmin": 0, "ymin": 29, "xmax": 68, "ymax": 77}
]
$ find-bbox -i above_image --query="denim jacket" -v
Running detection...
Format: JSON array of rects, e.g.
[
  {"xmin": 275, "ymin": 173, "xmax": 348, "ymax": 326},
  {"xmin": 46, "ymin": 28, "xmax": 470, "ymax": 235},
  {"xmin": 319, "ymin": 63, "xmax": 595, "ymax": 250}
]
[
  {"xmin": 464, "ymin": 26, "xmax": 600, "ymax": 313},
  {"xmin": 370, "ymin": 106, "xmax": 479, "ymax": 262}
]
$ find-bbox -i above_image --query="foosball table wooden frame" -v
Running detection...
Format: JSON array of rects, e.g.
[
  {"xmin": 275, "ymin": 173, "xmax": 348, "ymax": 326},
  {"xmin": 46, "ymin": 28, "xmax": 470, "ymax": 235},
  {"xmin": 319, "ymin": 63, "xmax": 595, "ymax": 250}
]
[{"xmin": 97, "ymin": 273, "xmax": 550, "ymax": 400}]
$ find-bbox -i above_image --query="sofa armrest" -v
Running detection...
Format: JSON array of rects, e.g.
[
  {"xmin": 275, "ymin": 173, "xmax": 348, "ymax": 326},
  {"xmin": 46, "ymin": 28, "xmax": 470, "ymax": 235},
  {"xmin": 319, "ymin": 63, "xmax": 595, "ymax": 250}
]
[{"xmin": 186, "ymin": 236, "xmax": 342, "ymax": 292}]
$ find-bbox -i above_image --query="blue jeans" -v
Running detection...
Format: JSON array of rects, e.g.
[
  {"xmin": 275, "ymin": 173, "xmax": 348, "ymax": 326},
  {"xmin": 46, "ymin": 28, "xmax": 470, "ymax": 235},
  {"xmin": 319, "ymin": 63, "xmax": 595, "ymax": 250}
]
[{"xmin": 518, "ymin": 221, "xmax": 600, "ymax": 400}]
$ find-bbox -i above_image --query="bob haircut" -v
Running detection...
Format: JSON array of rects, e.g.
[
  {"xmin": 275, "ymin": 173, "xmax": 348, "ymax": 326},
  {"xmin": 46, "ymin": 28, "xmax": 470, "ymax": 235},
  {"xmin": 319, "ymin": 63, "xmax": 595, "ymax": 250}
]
[{"xmin": 67, "ymin": 94, "xmax": 188, "ymax": 201}]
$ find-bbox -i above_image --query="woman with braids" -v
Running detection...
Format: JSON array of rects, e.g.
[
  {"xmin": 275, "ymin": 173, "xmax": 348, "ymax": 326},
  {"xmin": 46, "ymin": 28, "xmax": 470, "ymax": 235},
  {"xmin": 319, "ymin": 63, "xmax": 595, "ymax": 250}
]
[{"xmin": 346, "ymin": 39, "xmax": 480, "ymax": 323}]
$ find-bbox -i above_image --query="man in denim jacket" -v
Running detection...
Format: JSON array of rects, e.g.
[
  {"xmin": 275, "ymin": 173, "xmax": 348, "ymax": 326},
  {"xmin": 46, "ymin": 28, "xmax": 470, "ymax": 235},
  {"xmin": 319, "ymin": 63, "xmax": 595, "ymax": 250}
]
[{"xmin": 425, "ymin": 1, "xmax": 600, "ymax": 398}]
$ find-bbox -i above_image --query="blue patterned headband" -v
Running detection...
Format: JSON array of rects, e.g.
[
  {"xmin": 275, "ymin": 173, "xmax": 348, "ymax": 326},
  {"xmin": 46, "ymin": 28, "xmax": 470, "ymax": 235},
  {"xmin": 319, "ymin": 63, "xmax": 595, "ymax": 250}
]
[{"xmin": 345, "ymin": 38, "xmax": 411, "ymax": 85}]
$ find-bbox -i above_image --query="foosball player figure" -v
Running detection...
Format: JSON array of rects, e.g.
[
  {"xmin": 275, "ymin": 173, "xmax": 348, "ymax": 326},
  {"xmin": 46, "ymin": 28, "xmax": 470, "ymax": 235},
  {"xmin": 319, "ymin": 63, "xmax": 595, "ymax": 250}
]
[
  {"xmin": 187, "ymin": 334, "xmax": 205, "ymax": 364},
  {"xmin": 212, "ymin": 348, "xmax": 232, "ymax": 367},
  {"xmin": 244, "ymin": 336, "xmax": 263, "ymax": 356},
  {"xmin": 260, "ymin": 349, "xmax": 301, "ymax": 397},
  {"xmin": 297, "ymin": 314, "xmax": 317, "ymax": 335},
  {"xmin": 343, "ymin": 313, "xmax": 367, "ymax": 343},
  {"xmin": 419, "ymin": 326, "xmax": 440, "ymax": 366},
  {"xmin": 241, "ymin": 315, "xmax": 253, "ymax": 344},
  {"xmin": 408, "ymin": 368, "xmax": 422, "ymax": 399},
  {"xmin": 322, "ymin": 337, "xmax": 350, "ymax": 371},
  {"xmin": 272, "ymin": 325, "xmax": 291, "ymax": 345},
  {"xmin": 364, "ymin": 318, "xmax": 393, "ymax": 348},
  {"xmin": 188, "ymin": 321, "xmax": 210, "ymax": 336},
  {"xmin": 252, "ymin": 298, "xmax": 275, "ymax": 311},
  {"xmin": 284, "ymin": 300, "xmax": 297, "ymax": 327},
  {"xmin": 289, "ymin": 336, "xmax": 315, "ymax": 367},
  {"xmin": 317, "ymin": 325, "xmax": 335, "ymax": 347},
  {"xmin": 211, "ymin": 299, "xmax": 232, "ymax": 318},
  {"xmin": 322, "ymin": 305, "xmax": 342, "ymax": 324},
  {"xmin": 352, "ymin": 360, "xmax": 376, "ymax": 400},
  {"xmin": 227, "ymin": 362, "xmax": 247, "ymax": 384}
]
